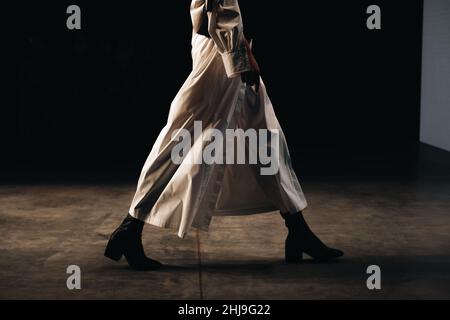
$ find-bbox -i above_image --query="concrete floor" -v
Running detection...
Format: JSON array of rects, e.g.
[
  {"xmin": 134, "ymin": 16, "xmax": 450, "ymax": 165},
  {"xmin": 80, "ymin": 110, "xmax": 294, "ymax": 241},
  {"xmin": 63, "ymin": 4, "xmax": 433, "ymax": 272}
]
[{"xmin": 1, "ymin": 145, "xmax": 450, "ymax": 299}]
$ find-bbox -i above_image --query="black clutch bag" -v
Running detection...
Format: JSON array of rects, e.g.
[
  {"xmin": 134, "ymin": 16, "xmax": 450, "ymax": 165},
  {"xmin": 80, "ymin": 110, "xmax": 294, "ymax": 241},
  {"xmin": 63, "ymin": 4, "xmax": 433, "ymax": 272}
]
[
  {"xmin": 197, "ymin": 0, "xmax": 224, "ymax": 38},
  {"xmin": 197, "ymin": 6, "xmax": 211, "ymax": 38}
]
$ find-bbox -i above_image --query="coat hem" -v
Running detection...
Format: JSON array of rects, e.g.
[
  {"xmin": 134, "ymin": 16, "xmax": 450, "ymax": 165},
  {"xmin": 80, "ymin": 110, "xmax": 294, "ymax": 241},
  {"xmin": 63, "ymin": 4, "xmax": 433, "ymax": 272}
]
[{"xmin": 129, "ymin": 201, "xmax": 307, "ymax": 240}]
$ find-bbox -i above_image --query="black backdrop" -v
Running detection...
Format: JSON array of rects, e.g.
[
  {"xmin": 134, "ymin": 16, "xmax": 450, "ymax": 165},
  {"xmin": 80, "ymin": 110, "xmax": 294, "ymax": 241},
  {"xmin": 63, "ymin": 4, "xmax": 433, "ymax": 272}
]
[{"xmin": 3, "ymin": 1, "xmax": 423, "ymax": 179}]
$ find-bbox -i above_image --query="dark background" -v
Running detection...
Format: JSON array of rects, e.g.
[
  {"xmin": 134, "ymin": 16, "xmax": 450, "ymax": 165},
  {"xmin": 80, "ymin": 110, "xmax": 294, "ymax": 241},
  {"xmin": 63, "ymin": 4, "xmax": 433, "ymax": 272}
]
[{"xmin": 2, "ymin": 1, "xmax": 424, "ymax": 181}]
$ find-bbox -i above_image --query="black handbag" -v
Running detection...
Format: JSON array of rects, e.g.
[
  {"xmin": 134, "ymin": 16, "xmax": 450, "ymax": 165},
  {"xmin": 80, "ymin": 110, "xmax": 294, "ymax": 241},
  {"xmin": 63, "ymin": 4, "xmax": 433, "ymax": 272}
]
[
  {"xmin": 197, "ymin": 0, "xmax": 224, "ymax": 38},
  {"xmin": 197, "ymin": 6, "xmax": 211, "ymax": 38}
]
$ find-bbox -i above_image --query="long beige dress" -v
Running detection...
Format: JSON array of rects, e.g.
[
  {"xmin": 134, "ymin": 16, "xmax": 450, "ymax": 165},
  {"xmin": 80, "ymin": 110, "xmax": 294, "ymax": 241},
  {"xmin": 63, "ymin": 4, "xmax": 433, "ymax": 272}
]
[{"xmin": 129, "ymin": 0, "xmax": 307, "ymax": 238}]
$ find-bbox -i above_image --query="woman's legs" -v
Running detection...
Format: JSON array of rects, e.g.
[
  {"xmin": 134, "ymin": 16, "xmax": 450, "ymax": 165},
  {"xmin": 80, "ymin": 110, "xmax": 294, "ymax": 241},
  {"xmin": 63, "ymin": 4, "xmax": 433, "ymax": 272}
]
[
  {"xmin": 104, "ymin": 214, "xmax": 162, "ymax": 270},
  {"xmin": 280, "ymin": 212, "xmax": 344, "ymax": 263},
  {"xmin": 104, "ymin": 211, "xmax": 343, "ymax": 270}
]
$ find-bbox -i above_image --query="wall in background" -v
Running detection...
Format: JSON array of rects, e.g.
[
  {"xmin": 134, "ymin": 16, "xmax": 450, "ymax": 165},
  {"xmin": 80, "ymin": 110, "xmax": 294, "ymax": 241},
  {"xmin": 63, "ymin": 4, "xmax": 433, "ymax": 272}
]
[
  {"xmin": 2, "ymin": 1, "xmax": 423, "ymax": 177},
  {"xmin": 421, "ymin": 0, "xmax": 450, "ymax": 151}
]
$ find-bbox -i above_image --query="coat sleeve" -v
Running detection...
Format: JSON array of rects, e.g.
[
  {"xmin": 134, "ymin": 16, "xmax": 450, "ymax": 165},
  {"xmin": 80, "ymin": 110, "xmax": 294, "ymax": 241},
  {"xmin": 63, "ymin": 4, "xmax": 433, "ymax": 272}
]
[{"xmin": 207, "ymin": 0, "xmax": 252, "ymax": 78}]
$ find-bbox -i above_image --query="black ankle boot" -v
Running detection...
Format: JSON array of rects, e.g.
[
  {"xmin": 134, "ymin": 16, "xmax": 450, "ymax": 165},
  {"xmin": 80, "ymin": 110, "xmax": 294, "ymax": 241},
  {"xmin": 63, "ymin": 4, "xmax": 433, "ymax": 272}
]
[
  {"xmin": 104, "ymin": 214, "xmax": 162, "ymax": 270},
  {"xmin": 281, "ymin": 212, "xmax": 343, "ymax": 263}
]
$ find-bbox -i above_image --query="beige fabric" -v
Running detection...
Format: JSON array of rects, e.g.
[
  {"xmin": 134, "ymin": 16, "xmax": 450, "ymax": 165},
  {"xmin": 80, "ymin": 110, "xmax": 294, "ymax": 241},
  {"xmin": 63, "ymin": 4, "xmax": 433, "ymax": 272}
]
[{"xmin": 129, "ymin": 0, "xmax": 307, "ymax": 238}]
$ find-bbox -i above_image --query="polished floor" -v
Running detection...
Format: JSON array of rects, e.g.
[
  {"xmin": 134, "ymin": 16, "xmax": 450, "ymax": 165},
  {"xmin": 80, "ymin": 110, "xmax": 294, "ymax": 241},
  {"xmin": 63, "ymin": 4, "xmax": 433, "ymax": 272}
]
[{"xmin": 0, "ymin": 144, "xmax": 449, "ymax": 299}]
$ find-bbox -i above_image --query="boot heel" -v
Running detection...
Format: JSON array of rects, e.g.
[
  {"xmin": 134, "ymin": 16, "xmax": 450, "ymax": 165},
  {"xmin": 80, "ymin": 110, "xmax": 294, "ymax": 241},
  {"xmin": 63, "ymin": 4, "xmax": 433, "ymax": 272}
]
[
  {"xmin": 285, "ymin": 234, "xmax": 304, "ymax": 263},
  {"xmin": 285, "ymin": 251, "xmax": 304, "ymax": 264},
  {"xmin": 104, "ymin": 238, "xmax": 125, "ymax": 261}
]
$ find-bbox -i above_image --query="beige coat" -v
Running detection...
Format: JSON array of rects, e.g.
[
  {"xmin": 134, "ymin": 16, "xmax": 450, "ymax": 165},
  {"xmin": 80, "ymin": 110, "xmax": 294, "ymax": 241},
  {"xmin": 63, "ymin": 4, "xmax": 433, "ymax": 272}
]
[{"xmin": 129, "ymin": 0, "xmax": 307, "ymax": 238}]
